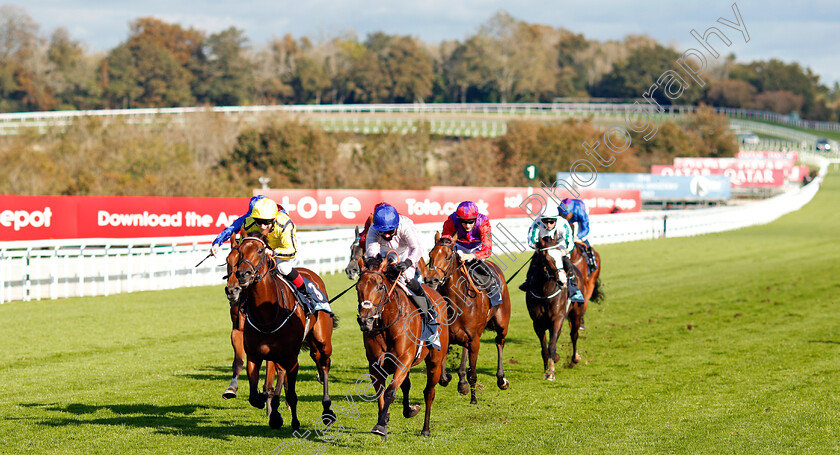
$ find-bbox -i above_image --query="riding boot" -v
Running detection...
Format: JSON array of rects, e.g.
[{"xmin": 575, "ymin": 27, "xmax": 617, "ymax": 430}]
[{"xmin": 406, "ymin": 280, "xmax": 432, "ymax": 324}]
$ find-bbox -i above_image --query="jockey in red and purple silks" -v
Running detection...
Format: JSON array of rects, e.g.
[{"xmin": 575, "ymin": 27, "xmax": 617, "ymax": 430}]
[{"xmin": 441, "ymin": 201, "xmax": 492, "ymax": 261}]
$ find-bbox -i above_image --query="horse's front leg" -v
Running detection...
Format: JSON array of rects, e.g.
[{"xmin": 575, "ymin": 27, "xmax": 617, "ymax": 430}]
[
  {"xmin": 457, "ymin": 346, "xmax": 469, "ymax": 396},
  {"xmin": 545, "ymin": 318, "xmax": 563, "ymax": 381},
  {"xmin": 494, "ymin": 316, "xmax": 510, "ymax": 390},
  {"xmin": 224, "ymin": 306, "xmax": 246, "ymax": 399},
  {"xmin": 285, "ymin": 362, "xmax": 301, "ymax": 431},
  {"xmin": 247, "ymin": 356, "xmax": 267, "ymax": 409},
  {"xmin": 400, "ymin": 375, "xmax": 420, "ymax": 418},
  {"xmin": 371, "ymin": 358, "xmax": 410, "ymax": 442},
  {"xmin": 534, "ymin": 322, "xmax": 549, "ymax": 373},
  {"xmin": 466, "ymin": 342, "xmax": 480, "ymax": 405},
  {"xmin": 570, "ymin": 306, "xmax": 582, "ymax": 364},
  {"xmin": 310, "ymin": 340, "xmax": 335, "ymax": 425}
]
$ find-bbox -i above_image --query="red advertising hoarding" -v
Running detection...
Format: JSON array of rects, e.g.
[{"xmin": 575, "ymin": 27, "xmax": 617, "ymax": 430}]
[
  {"xmin": 0, "ymin": 195, "xmax": 246, "ymax": 241},
  {"xmin": 1, "ymin": 187, "xmax": 641, "ymax": 241}
]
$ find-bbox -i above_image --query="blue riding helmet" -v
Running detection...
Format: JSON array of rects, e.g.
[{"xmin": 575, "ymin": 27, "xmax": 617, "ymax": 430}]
[
  {"xmin": 372, "ymin": 204, "xmax": 400, "ymax": 232},
  {"xmin": 557, "ymin": 199, "xmax": 572, "ymax": 216}
]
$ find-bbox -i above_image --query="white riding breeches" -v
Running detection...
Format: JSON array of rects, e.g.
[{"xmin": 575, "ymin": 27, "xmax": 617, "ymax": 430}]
[{"xmin": 276, "ymin": 258, "xmax": 297, "ymax": 275}]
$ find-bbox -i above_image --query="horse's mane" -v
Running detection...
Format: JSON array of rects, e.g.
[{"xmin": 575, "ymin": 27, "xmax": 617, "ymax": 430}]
[{"xmin": 364, "ymin": 255, "xmax": 385, "ymax": 270}]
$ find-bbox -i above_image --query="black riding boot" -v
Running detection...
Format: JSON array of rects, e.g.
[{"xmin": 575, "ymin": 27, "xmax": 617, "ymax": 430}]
[
  {"xmin": 406, "ymin": 279, "xmax": 431, "ymax": 323},
  {"xmin": 561, "ymin": 256, "xmax": 577, "ymax": 288}
]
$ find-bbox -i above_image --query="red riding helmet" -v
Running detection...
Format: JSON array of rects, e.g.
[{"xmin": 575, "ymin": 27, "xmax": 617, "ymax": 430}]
[{"xmin": 455, "ymin": 201, "xmax": 479, "ymax": 220}]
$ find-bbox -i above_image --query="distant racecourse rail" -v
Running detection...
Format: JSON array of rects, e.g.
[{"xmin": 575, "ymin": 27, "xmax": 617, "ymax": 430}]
[
  {"xmin": 0, "ymin": 154, "xmax": 831, "ymax": 304},
  {"xmin": 2, "ymin": 102, "xmax": 840, "ymax": 138}
]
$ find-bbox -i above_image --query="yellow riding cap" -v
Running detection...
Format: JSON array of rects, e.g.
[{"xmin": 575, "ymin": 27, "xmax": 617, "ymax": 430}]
[{"xmin": 252, "ymin": 198, "xmax": 279, "ymax": 220}]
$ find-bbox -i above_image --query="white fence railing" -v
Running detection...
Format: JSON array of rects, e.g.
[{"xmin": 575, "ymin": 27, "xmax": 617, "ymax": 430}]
[
  {"xmin": 3, "ymin": 102, "xmax": 840, "ymax": 136},
  {"xmin": 0, "ymin": 153, "xmax": 831, "ymax": 304}
]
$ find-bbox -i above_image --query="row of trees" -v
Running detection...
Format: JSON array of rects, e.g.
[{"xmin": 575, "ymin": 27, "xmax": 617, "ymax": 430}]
[
  {"xmin": 0, "ymin": 107, "xmax": 736, "ymax": 196},
  {"xmin": 2, "ymin": 6, "xmax": 838, "ymax": 121}
]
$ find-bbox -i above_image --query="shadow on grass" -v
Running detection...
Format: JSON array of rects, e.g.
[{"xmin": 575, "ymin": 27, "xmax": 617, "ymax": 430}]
[{"xmin": 16, "ymin": 401, "xmax": 324, "ymax": 440}]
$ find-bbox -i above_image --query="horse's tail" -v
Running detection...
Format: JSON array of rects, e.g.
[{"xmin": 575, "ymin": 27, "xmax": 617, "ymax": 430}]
[
  {"xmin": 331, "ymin": 312, "xmax": 340, "ymax": 328},
  {"xmin": 590, "ymin": 277, "xmax": 605, "ymax": 303}
]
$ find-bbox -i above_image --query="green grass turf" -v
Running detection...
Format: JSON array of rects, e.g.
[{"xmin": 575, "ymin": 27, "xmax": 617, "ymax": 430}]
[{"xmin": 1, "ymin": 175, "xmax": 839, "ymax": 454}]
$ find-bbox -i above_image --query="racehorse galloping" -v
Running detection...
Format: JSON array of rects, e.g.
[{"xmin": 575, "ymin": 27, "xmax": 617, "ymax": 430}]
[
  {"xmin": 226, "ymin": 233, "xmax": 335, "ymax": 430},
  {"xmin": 426, "ymin": 232, "xmax": 511, "ymax": 404},
  {"xmin": 525, "ymin": 235, "xmax": 585, "ymax": 381},
  {"xmin": 355, "ymin": 256, "xmax": 449, "ymax": 441}
]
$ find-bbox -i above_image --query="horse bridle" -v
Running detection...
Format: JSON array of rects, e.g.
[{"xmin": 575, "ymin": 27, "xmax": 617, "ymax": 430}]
[
  {"xmin": 530, "ymin": 244, "xmax": 564, "ymax": 300},
  {"xmin": 358, "ymin": 269, "xmax": 403, "ymax": 332},
  {"xmin": 231, "ymin": 237, "xmax": 298, "ymax": 334},
  {"xmin": 232, "ymin": 237, "xmax": 273, "ymax": 286},
  {"xmin": 427, "ymin": 241, "xmax": 459, "ymax": 286}
]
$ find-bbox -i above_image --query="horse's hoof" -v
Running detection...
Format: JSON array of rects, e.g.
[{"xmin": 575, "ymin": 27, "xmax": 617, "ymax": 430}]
[
  {"xmin": 420, "ymin": 429, "xmax": 431, "ymax": 437},
  {"xmin": 457, "ymin": 382, "xmax": 469, "ymax": 395},
  {"xmin": 439, "ymin": 373, "xmax": 452, "ymax": 387},
  {"xmin": 222, "ymin": 387, "xmax": 237, "ymax": 399},
  {"xmin": 269, "ymin": 411, "xmax": 284, "ymax": 429},
  {"xmin": 497, "ymin": 377, "xmax": 510, "ymax": 390},
  {"xmin": 404, "ymin": 404, "xmax": 420, "ymax": 418},
  {"xmin": 321, "ymin": 410, "xmax": 337, "ymax": 426},
  {"xmin": 552, "ymin": 353, "xmax": 561, "ymax": 362},
  {"xmin": 372, "ymin": 425, "xmax": 388, "ymax": 441},
  {"xmin": 572, "ymin": 353, "xmax": 581, "ymax": 364},
  {"xmin": 544, "ymin": 373, "xmax": 555, "ymax": 381},
  {"xmin": 249, "ymin": 394, "xmax": 267, "ymax": 409},
  {"xmin": 292, "ymin": 419, "xmax": 300, "ymax": 432},
  {"xmin": 470, "ymin": 398, "xmax": 477, "ymax": 405}
]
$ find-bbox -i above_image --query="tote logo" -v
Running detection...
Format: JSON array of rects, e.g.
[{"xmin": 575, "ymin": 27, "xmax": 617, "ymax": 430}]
[{"xmin": 0, "ymin": 207, "xmax": 53, "ymax": 231}]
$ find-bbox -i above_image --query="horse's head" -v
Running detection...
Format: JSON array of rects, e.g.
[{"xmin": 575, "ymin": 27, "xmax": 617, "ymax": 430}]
[
  {"xmin": 356, "ymin": 255, "xmax": 397, "ymax": 333},
  {"xmin": 344, "ymin": 226, "xmax": 363, "ymax": 280},
  {"xmin": 427, "ymin": 231, "xmax": 460, "ymax": 290},
  {"xmin": 225, "ymin": 232, "xmax": 271, "ymax": 303},
  {"xmin": 535, "ymin": 235, "xmax": 562, "ymax": 282}
]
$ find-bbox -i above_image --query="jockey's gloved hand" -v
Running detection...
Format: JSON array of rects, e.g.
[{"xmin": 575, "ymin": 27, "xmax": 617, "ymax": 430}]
[
  {"xmin": 393, "ymin": 259, "xmax": 412, "ymax": 272},
  {"xmin": 457, "ymin": 251, "xmax": 475, "ymax": 262}
]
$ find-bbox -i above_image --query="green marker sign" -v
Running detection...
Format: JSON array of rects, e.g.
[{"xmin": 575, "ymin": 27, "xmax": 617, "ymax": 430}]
[{"xmin": 524, "ymin": 164, "xmax": 538, "ymax": 181}]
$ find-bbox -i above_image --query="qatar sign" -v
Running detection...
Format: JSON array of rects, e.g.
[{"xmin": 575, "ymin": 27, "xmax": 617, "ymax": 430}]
[{"xmin": 651, "ymin": 165, "xmax": 786, "ymax": 187}]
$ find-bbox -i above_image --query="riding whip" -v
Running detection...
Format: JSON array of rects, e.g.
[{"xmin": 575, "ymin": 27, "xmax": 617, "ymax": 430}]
[
  {"xmin": 505, "ymin": 256, "xmax": 532, "ymax": 284},
  {"xmin": 195, "ymin": 253, "xmax": 214, "ymax": 268}
]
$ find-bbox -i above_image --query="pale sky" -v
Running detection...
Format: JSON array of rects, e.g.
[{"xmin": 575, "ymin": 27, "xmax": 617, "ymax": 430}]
[{"xmin": 9, "ymin": 0, "xmax": 840, "ymax": 86}]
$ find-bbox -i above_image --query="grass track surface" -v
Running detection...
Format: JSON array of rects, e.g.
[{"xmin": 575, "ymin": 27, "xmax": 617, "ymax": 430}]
[{"xmin": 2, "ymin": 175, "xmax": 839, "ymax": 454}]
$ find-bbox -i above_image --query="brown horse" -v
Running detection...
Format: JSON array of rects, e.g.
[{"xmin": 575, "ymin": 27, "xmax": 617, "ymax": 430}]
[
  {"xmin": 226, "ymin": 233, "xmax": 335, "ymax": 430},
  {"xmin": 525, "ymin": 235, "xmax": 585, "ymax": 381},
  {"xmin": 425, "ymin": 232, "xmax": 511, "ymax": 404},
  {"xmin": 355, "ymin": 256, "xmax": 449, "ymax": 440},
  {"xmin": 571, "ymin": 242, "xmax": 603, "ymax": 304}
]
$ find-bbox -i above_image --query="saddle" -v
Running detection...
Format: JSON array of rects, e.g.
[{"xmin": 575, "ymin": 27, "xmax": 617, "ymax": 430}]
[{"xmin": 467, "ymin": 261, "xmax": 503, "ymax": 308}]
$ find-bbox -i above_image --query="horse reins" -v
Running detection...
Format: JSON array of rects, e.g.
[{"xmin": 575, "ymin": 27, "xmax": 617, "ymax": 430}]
[
  {"xmin": 358, "ymin": 269, "xmax": 404, "ymax": 332},
  {"xmin": 429, "ymin": 242, "xmax": 482, "ymax": 297}
]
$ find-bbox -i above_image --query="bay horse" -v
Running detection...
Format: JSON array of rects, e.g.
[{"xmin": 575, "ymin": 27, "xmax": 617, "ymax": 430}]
[
  {"xmin": 525, "ymin": 235, "xmax": 585, "ymax": 381},
  {"xmin": 225, "ymin": 232, "xmax": 335, "ymax": 430},
  {"xmin": 571, "ymin": 242, "xmax": 604, "ymax": 304},
  {"xmin": 355, "ymin": 255, "xmax": 450, "ymax": 441},
  {"xmin": 425, "ymin": 232, "xmax": 511, "ymax": 405}
]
